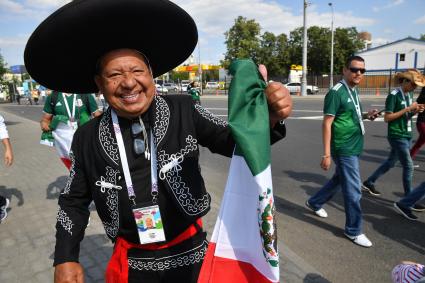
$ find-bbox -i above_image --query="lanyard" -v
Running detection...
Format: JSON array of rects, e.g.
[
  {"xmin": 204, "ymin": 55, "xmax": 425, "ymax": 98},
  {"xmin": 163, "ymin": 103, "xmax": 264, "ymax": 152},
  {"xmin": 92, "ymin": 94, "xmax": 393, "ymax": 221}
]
[
  {"xmin": 341, "ymin": 80, "xmax": 365, "ymax": 135},
  {"xmin": 398, "ymin": 88, "xmax": 412, "ymax": 110},
  {"xmin": 63, "ymin": 93, "xmax": 77, "ymax": 121},
  {"xmin": 111, "ymin": 109, "xmax": 159, "ymax": 205},
  {"xmin": 398, "ymin": 88, "xmax": 413, "ymax": 132}
]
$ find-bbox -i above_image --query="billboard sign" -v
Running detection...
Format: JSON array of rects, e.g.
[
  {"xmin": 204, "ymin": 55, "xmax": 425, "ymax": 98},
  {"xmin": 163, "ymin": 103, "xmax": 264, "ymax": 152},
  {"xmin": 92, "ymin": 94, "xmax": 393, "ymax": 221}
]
[{"xmin": 10, "ymin": 65, "xmax": 26, "ymax": 74}]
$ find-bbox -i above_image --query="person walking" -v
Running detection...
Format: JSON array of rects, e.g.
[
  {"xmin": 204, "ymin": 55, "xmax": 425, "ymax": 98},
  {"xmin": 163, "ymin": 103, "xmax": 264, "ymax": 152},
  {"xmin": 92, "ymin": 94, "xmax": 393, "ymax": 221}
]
[
  {"xmin": 410, "ymin": 86, "xmax": 425, "ymax": 162},
  {"xmin": 305, "ymin": 56, "xmax": 379, "ymax": 248},
  {"xmin": 40, "ymin": 91, "xmax": 102, "ymax": 169},
  {"xmin": 188, "ymin": 81, "xmax": 201, "ymax": 105},
  {"xmin": 362, "ymin": 69, "xmax": 425, "ymax": 210},
  {"xmin": 394, "ymin": 181, "xmax": 425, "ymax": 220},
  {"xmin": 24, "ymin": 0, "xmax": 292, "ymax": 282},
  {"xmin": 0, "ymin": 114, "xmax": 13, "ymax": 222}
]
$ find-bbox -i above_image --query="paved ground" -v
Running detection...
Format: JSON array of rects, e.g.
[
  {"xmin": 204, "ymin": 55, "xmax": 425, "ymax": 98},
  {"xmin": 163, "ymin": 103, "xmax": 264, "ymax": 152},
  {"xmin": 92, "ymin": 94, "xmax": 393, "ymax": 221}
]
[{"xmin": 0, "ymin": 103, "xmax": 323, "ymax": 283}]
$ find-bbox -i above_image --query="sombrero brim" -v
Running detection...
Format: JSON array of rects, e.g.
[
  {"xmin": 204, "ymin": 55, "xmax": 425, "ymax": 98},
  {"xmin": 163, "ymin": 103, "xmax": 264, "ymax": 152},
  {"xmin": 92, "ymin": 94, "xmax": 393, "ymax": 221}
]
[{"xmin": 24, "ymin": 0, "xmax": 198, "ymax": 93}]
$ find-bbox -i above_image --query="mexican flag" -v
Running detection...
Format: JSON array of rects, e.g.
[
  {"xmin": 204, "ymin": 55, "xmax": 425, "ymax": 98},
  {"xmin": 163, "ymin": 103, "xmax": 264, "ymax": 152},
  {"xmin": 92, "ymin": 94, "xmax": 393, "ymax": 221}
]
[
  {"xmin": 198, "ymin": 59, "xmax": 279, "ymax": 283},
  {"xmin": 52, "ymin": 121, "xmax": 74, "ymax": 170}
]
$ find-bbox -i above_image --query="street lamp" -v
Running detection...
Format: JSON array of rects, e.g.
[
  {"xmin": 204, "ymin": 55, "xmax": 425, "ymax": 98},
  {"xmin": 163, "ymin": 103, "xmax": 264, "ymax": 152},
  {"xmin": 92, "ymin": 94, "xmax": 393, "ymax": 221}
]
[
  {"xmin": 329, "ymin": 2, "xmax": 334, "ymax": 88},
  {"xmin": 198, "ymin": 41, "xmax": 203, "ymax": 95},
  {"xmin": 301, "ymin": 0, "xmax": 308, "ymax": 96}
]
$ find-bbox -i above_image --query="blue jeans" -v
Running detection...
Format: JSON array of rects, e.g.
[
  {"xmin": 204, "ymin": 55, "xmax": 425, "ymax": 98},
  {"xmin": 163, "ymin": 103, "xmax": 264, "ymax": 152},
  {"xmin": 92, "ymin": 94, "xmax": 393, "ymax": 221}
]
[
  {"xmin": 398, "ymin": 182, "xmax": 425, "ymax": 209},
  {"xmin": 366, "ymin": 138, "xmax": 413, "ymax": 195},
  {"xmin": 308, "ymin": 155, "xmax": 362, "ymax": 236}
]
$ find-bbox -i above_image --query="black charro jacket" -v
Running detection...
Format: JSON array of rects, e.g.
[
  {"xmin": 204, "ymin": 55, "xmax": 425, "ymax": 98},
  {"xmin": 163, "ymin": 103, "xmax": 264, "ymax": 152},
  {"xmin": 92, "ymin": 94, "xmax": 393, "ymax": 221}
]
[{"xmin": 54, "ymin": 95, "xmax": 286, "ymax": 265}]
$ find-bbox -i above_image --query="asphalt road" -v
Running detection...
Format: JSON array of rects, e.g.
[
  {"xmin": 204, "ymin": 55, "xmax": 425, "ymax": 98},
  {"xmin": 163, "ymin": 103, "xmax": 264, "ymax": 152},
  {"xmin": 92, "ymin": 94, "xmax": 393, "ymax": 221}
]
[{"xmin": 2, "ymin": 94, "xmax": 425, "ymax": 283}]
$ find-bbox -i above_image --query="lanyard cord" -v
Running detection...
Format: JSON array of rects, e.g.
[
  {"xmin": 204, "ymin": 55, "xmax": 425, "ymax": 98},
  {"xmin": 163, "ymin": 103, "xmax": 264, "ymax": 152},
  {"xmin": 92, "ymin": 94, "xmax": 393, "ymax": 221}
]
[
  {"xmin": 111, "ymin": 110, "xmax": 158, "ymax": 205},
  {"xmin": 341, "ymin": 80, "xmax": 365, "ymax": 135},
  {"xmin": 341, "ymin": 80, "xmax": 362, "ymax": 119},
  {"xmin": 63, "ymin": 93, "xmax": 76, "ymax": 120}
]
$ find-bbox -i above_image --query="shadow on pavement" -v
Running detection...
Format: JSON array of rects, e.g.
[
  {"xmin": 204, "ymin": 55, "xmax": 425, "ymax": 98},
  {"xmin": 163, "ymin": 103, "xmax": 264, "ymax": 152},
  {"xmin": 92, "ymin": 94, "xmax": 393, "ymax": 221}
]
[
  {"xmin": 304, "ymin": 273, "xmax": 332, "ymax": 283},
  {"xmin": 4, "ymin": 121, "xmax": 21, "ymax": 126},
  {"xmin": 274, "ymin": 195, "xmax": 342, "ymax": 238},
  {"xmin": 46, "ymin": 176, "xmax": 68, "ymax": 199},
  {"xmin": 361, "ymin": 193, "xmax": 425, "ymax": 253},
  {"xmin": 283, "ymin": 170, "xmax": 329, "ymax": 187},
  {"xmin": 0, "ymin": 185, "xmax": 24, "ymax": 206}
]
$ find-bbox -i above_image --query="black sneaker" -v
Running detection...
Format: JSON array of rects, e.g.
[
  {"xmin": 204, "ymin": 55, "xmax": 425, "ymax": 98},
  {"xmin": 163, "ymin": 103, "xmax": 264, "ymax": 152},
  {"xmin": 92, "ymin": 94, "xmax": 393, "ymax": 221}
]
[
  {"xmin": 362, "ymin": 181, "xmax": 381, "ymax": 196},
  {"xmin": 412, "ymin": 203, "xmax": 425, "ymax": 212},
  {"xmin": 394, "ymin": 202, "xmax": 418, "ymax": 220}
]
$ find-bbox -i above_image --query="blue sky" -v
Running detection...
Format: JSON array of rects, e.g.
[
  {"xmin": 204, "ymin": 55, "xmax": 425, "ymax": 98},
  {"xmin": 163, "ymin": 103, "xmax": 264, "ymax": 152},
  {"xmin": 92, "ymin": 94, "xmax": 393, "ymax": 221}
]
[{"xmin": 0, "ymin": 0, "xmax": 424, "ymax": 67}]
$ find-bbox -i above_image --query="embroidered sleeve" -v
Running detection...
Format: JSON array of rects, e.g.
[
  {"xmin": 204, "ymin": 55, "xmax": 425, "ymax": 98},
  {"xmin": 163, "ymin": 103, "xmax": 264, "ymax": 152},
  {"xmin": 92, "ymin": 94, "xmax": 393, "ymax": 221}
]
[
  {"xmin": 192, "ymin": 102, "xmax": 286, "ymax": 156},
  {"xmin": 193, "ymin": 103, "xmax": 234, "ymax": 157},
  {"xmin": 54, "ymin": 129, "xmax": 92, "ymax": 266}
]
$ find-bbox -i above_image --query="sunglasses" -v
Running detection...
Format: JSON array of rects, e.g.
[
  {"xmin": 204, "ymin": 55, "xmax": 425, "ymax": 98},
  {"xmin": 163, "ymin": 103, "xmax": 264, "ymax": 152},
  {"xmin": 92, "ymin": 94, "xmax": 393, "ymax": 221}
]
[
  {"xmin": 131, "ymin": 122, "xmax": 145, "ymax": 155},
  {"xmin": 349, "ymin": 67, "xmax": 366, "ymax": 74}
]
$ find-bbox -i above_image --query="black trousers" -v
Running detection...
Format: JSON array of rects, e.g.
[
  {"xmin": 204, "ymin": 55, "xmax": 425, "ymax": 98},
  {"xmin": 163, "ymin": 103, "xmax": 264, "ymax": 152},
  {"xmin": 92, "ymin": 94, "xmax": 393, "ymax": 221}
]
[{"xmin": 127, "ymin": 231, "xmax": 208, "ymax": 283}]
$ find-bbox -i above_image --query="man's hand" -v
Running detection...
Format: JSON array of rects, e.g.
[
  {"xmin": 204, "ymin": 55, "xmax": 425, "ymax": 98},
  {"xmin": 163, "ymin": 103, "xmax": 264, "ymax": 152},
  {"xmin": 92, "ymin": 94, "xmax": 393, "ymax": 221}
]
[
  {"xmin": 320, "ymin": 156, "xmax": 331, "ymax": 171},
  {"xmin": 409, "ymin": 102, "xmax": 419, "ymax": 113},
  {"xmin": 366, "ymin": 108, "xmax": 380, "ymax": 121},
  {"xmin": 40, "ymin": 113, "xmax": 53, "ymax": 132},
  {"xmin": 4, "ymin": 148, "xmax": 13, "ymax": 167},
  {"xmin": 54, "ymin": 262, "xmax": 84, "ymax": 283},
  {"xmin": 258, "ymin": 64, "xmax": 292, "ymax": 127}
]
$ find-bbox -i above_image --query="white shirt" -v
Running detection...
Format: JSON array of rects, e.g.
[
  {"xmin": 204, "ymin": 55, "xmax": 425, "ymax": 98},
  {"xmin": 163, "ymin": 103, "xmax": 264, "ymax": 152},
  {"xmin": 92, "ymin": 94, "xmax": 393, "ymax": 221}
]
[{"xmin": 0, "ymin": 114, "xmax": 9, "ymax": 140}]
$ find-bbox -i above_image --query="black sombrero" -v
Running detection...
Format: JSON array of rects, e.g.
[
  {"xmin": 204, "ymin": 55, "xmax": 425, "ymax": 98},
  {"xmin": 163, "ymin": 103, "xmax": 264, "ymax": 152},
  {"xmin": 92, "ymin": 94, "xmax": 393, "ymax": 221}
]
[{"xmin": 24, "ymin": 0, "xmax": 198, "ymax": 93}]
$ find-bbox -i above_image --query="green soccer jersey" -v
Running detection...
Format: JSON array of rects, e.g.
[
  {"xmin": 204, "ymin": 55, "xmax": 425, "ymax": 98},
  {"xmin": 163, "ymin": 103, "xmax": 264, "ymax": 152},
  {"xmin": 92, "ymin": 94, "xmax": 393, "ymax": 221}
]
[
  {"xmin": 43, "ymin": 93, "xmax": 98, "ymax": 126},
  {"xmin": 324, "ymin": 81, "xmax": 364, "ymax": 156},
  {"xmin": 385, "ymin": 88, "xmax": 413, "ymax": 139}
]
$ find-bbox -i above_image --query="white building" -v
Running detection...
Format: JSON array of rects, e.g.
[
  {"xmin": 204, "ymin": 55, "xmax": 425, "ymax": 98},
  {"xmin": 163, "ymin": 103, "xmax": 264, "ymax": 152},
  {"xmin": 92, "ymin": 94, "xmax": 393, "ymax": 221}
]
[{"xmin": 356, "ymin": 37, "xmax": 425, "ymax": 71}]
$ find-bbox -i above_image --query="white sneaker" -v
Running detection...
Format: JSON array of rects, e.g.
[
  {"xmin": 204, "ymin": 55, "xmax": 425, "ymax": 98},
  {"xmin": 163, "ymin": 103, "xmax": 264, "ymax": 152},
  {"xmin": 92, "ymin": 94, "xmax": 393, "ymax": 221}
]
[
  {"xmin": 344, "ymin": 233, "xmax": 372, "ymax": 248},
  {"xmin": 305, "ymin": 201, "xmax": 328, "ymax": 218}
]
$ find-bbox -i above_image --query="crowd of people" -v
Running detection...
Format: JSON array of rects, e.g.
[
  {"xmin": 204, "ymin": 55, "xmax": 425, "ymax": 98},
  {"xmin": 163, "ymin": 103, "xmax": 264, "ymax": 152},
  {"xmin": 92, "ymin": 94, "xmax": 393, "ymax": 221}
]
[{"xmin": 0, "ymin": 0, "xmax": 424, "ymax": 282}]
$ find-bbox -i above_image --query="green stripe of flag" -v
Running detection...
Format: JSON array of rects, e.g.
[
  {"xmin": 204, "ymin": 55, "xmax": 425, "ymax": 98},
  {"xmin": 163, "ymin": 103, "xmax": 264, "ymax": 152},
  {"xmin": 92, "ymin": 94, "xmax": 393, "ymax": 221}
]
[{"xmin": 228, "ymin": 59, "xmax": 271, "ymax": 176}]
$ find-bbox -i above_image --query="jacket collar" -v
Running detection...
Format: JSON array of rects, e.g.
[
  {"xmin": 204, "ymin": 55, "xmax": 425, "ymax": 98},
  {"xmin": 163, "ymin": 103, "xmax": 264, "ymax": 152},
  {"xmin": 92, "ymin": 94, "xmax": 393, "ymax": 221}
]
[{"xmin": 97, "ymin": 96, "xmax": 171, "ymax": 168}]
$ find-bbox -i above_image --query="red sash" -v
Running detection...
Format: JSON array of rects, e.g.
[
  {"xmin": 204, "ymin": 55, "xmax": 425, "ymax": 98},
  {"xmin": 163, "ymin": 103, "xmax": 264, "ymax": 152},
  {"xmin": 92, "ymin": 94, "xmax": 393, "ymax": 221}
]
[{"xmin": 105, "ymin": 218, "xmax": 202, "ymax": 283}]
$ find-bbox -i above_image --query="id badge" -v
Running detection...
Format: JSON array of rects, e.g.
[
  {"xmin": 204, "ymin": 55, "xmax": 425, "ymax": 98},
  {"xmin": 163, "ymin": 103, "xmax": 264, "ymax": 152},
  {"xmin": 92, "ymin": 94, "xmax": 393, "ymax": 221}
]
[
  {"xmin": 132, "ymin": 204, "xmax": 166, "ymax": 244},
  {"xmin": 68, "ymin": 121, "xmax": 78, "ymax": 132}
]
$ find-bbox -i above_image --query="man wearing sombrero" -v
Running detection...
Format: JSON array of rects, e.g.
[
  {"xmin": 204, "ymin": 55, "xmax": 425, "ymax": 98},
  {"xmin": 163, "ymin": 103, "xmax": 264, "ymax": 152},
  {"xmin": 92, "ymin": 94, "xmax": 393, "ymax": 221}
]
[
  {"xmin": 362, "ymin": 69, "xmax": 425, "ymax": 205},
  {"xmin": 24, "ymin": 1, "xmax": 292, "ymax": 282}
]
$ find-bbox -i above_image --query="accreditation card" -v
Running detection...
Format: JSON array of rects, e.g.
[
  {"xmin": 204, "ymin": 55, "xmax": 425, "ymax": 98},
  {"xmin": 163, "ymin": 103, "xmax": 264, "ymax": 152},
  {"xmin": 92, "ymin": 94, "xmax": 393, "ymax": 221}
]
[{"xmin": 132, "ymin": 204, "xmax": 166, "ymax": 244}]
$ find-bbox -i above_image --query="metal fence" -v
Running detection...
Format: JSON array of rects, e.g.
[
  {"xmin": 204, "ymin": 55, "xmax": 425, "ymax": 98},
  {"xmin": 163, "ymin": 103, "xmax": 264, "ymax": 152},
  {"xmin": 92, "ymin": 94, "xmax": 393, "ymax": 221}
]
[{"xmin": 306, "ymin": 68, "xmax": 425, "ymax": 95}]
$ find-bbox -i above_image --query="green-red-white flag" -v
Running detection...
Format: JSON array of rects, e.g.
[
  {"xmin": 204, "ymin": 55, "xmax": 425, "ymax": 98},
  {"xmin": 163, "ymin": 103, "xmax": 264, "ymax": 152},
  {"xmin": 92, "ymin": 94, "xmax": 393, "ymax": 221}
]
[{"xmin": 198, "ymin": 59, "xmax": 279, "ymax": 283}]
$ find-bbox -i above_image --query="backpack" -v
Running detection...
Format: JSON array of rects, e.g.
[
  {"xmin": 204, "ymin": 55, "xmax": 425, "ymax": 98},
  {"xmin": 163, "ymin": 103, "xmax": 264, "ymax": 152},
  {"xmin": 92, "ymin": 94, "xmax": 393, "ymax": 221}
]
[{"xmin": 50, "ymin": 92, "xmax": 92, "ymax": 116}]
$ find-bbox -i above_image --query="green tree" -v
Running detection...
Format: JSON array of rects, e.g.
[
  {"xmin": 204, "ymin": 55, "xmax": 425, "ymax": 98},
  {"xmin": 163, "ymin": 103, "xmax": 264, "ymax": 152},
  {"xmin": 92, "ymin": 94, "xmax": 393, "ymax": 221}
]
[
  {"xmin": 221, "ymin": 16, "xmax": 261, "ymax": 69},
  {"xmin": 420, "ymin": 34, "xmax": 425, "ymax": 40},
  {"xmin": 287, "ymin": 26, "xmax": 363, "ymax": 75},
  {"xmin": 257, "ymin": 32, "xmax": 290, "ymax": 77},
  {"xmin": 0, "ymin": 50, "xmax": 7, "ymax": 84},
  {"xmin": 333, "ymin": 27, "xmax": 364, "ymax": 72}
]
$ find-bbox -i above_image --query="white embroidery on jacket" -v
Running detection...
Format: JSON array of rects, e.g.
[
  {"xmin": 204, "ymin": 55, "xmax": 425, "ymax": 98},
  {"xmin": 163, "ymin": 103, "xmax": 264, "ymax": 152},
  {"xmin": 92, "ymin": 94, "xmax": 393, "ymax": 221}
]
[
  {"xmin": 154, "ymin": 96, "xmax": 170, "ymax": 145},
  {"xmin": 99, "ymin": 109, "xmax": 119, "ymax": 165},
  {"xmin": 98, "ymin": 166, "xmax": 121, "ymax": 239},
  {"xmin": 62, "ymin": 151, "xmax": 75, "ymax": 195},
  {"xmin": 157, "ymin": 135, "xmax": 210, "ymax": 216},
  {"xmin": 128, "ymin": 240, "xmax": 208, "ymax": 271},
  {"xmin": 57, "ymin": 209, "xmax": 74, "ymax": 235},
  {"xmin": 194, "ymin": 103, "xmax": 228, "ymax": 127}
]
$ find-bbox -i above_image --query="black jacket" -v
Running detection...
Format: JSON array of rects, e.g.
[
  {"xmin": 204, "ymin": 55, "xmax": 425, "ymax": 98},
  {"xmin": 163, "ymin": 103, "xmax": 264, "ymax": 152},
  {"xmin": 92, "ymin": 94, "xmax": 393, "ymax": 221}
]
[{"xmin": 54, "ymin": 95, "xmax": 286, "ymax": 265}]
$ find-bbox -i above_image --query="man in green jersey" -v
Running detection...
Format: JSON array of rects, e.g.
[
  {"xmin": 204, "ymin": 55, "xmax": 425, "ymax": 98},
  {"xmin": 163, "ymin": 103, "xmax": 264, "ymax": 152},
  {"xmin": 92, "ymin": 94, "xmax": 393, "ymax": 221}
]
[
  {"xmin": 306, "ymin": 56, "xmax": 379, "ymax": 248},
  {"xmin": 40, "ymin": 92, "xmax": 102, "ymax": 169},
  {"xmin": 362, "ymin": 69, "xmax": 425, "ymax": 209}
]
